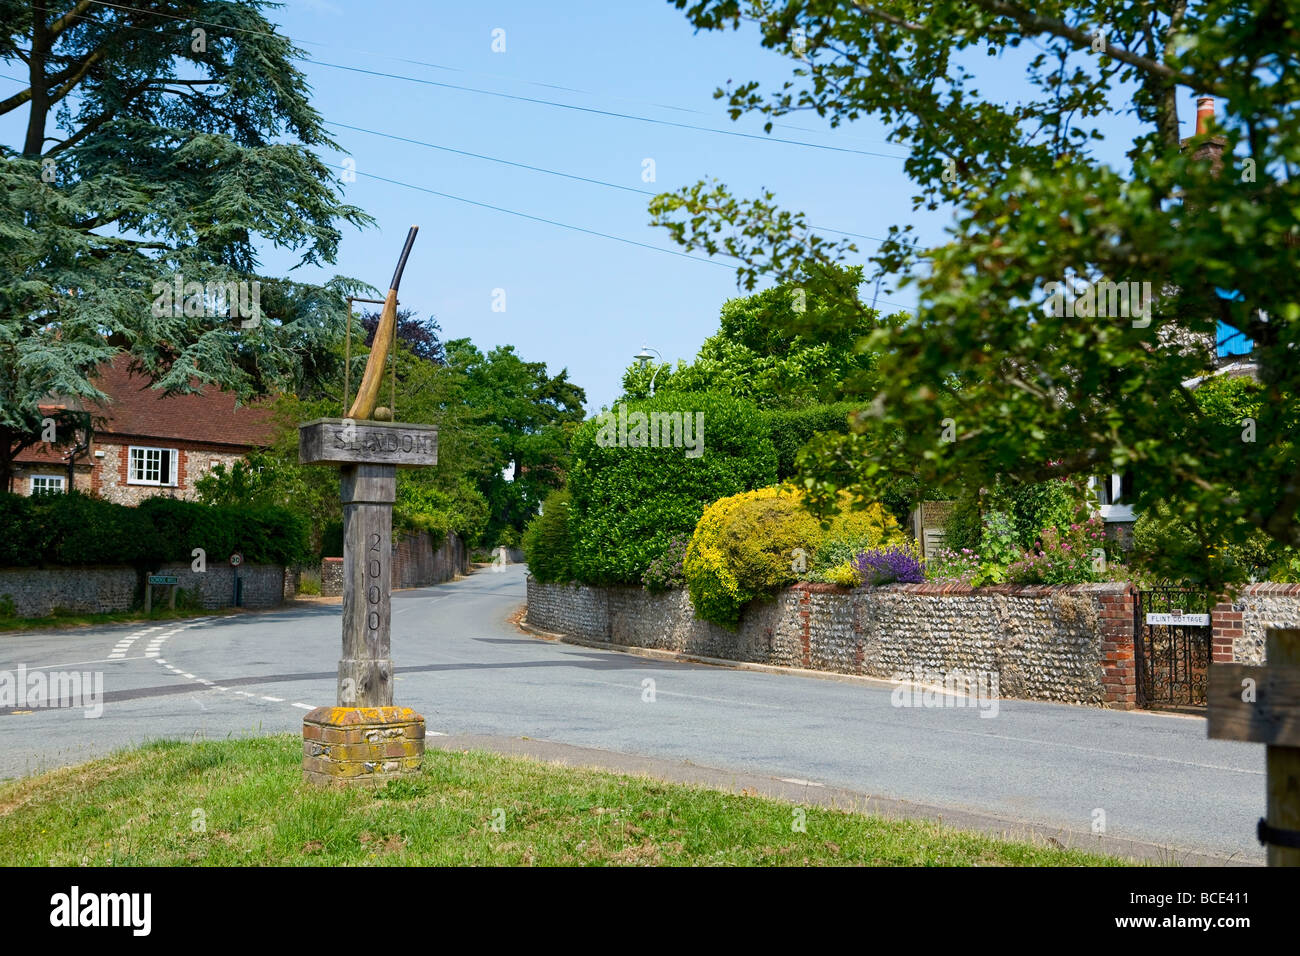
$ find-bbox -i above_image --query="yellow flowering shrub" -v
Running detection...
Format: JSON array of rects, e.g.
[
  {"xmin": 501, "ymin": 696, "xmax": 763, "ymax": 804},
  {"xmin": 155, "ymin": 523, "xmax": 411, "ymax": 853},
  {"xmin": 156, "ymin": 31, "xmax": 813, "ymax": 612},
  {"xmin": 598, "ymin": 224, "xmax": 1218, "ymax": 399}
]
[{"xmin": 683, "ymin": 486, "xmax": 900, "ymax": 628}]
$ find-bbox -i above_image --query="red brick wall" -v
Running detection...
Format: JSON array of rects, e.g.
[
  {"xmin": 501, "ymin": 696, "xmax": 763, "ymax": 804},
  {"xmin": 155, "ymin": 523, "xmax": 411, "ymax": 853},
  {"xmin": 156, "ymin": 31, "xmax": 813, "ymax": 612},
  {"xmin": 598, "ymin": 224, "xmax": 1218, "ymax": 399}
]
[
  {"xmin": 1211, "ymin": 584, "xmax": 1300, "ymax": 665},
  {"xmin": 1211, "ymin": 602, "xmax": 1241, "ymax": 663},
  {"xmin": 1098, "ymin": 586, "xmax": 1138, "ymax": 709}
]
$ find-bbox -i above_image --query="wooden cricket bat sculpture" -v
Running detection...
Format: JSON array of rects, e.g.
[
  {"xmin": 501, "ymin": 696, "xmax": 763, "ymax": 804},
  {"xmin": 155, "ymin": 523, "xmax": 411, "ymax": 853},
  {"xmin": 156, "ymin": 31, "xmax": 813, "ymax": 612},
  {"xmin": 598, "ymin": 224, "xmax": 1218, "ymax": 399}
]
[
  {"xmin": 346, "ymin": 225, "xmax": 419, "ymax": 421},
  {"xmin": 296, "ymin": 224, "xmax": 439, "ymax": 787}
]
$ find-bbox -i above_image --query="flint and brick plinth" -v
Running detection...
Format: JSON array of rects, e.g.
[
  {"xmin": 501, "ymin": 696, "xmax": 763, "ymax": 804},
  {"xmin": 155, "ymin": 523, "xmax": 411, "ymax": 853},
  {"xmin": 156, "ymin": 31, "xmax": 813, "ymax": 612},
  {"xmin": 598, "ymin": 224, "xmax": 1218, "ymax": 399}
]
[{"xmin": 302, "ymin": 706, "xmax": 426, "ymax": 786}]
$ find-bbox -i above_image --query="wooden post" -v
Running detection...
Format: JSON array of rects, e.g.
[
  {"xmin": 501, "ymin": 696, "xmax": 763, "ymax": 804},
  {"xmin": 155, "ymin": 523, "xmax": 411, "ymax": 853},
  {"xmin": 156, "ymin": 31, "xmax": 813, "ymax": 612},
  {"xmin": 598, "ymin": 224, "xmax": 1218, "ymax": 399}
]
[
  {"xmin": 1207, "ymin": 627, "xmax": 1300, "ymax": 865},
  {"xmin": 168, "ymin": 584, "xmax": 177, "ymax": 611},
  {"xmin": 297, "ymin": 417, "xmax": 437, "ymax": 787},
  {"xmin": 144, "ymin": 582, "xmax": 152, "ymax": 614},
  {"xmin": 338, "ymin": 462, "xmax": 395, "ymax": 707}
]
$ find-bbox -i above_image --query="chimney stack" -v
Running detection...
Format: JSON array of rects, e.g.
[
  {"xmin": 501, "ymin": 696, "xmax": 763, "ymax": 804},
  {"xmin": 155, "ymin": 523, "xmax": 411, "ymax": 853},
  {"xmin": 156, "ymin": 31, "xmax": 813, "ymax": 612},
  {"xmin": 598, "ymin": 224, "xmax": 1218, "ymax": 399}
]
[
  {"xmin": 1196, "ymin": 96, "xmax": 1215, "ymax": 136},
  {"xmin": 1182, "ymin": 95, "xmax": 1225, "ymax": 172}
]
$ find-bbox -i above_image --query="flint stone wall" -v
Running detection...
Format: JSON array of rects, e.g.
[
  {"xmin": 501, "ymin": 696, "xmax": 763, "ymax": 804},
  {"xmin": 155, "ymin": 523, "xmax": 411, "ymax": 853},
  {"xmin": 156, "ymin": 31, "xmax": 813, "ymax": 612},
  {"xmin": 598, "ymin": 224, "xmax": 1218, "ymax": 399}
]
[
  {"xmin": 0, "ymin": 563, "xmax": 288, "ymax": 617},
  {"xmin": 1212, "ymin": 583, "xmax": 1300, "ymax": 665},
  {"xmin": 527, "ymin": 577, "xmax": 1140, "ymax": 708},
  {"xmin": 320, "ymin": 531, "xmax": 468, "ymax": 597}
]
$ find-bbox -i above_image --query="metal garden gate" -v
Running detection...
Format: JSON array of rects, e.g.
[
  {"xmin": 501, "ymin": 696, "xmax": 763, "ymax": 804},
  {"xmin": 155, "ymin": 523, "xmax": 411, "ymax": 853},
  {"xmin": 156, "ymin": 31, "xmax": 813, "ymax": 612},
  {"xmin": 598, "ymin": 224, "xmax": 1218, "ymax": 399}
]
[{"xmin": 1134, "ymin": 585, "xmax": 1213, "ymax": 711}]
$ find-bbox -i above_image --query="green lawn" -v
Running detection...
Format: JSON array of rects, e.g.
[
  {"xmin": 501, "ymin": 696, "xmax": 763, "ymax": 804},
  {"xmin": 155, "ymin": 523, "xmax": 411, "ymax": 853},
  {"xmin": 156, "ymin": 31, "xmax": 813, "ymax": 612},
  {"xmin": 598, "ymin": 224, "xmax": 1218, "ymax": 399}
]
[{"xmin": 0, "ymin": 735, "xmax": 1129, "ymax": 866}]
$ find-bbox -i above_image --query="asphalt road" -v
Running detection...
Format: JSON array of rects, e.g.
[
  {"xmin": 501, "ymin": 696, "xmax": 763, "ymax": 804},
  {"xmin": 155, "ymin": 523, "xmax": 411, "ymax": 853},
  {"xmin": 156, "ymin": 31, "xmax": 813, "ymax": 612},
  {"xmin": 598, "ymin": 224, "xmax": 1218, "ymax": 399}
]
[{"xmin": 0, "ymin": 564, "xmax": 1264, "ymax": 861}]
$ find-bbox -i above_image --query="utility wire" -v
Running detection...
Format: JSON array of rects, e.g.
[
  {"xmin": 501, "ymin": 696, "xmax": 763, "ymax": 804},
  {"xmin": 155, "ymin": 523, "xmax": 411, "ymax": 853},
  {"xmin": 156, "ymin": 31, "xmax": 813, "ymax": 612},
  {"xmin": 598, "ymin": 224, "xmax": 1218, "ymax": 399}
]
[
  {"xmin": 328, "ymin": 120, "xmax": 893, "ymax": 245},
  {"xmin": 307, "ymin": 58, "xmax": 904, "ymax": 160},
  {"xmin": 84, "ymin": 0, "xmax": 908, "ymax": 151},
  {"xmin": 319, "ymin": 160, "xmax": 741, "ymax": 270},
  {"xmin": 321, "ymin": 161, "xmax": 918, "ymax": 312}
]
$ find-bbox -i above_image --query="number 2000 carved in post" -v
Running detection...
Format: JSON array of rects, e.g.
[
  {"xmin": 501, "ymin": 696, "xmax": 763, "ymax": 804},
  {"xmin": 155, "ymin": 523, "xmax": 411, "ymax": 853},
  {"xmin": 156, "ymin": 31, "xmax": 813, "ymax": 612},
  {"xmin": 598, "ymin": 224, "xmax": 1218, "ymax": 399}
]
[{"xmin": 367, "ymin": 532, "xmax": 382, "ymax": 630}]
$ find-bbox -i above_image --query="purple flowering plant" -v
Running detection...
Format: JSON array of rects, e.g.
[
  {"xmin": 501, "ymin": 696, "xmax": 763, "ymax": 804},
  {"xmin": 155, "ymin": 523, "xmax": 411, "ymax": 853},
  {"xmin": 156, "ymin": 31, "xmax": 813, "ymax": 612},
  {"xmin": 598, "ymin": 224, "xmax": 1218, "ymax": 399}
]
[
  {"xmin": 854, "ymin": 543, "xmax": 924, "ymax": 585},
  {"xmin": 642, "ymin": 535, "xmax": 689, "ymax": 592}
]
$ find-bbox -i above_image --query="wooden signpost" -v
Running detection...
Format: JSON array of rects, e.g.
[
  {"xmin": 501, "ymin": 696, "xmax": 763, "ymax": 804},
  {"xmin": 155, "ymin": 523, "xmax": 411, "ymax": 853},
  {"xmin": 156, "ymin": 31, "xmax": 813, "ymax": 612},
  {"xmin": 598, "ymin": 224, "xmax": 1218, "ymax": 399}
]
[
  {"xmin": 1207, "ymin": 627, "xmax": 1300, "ymax": 865},
  {"xmin": 298, "ymin": 226, "xmax": 438, "ymax": 787}
]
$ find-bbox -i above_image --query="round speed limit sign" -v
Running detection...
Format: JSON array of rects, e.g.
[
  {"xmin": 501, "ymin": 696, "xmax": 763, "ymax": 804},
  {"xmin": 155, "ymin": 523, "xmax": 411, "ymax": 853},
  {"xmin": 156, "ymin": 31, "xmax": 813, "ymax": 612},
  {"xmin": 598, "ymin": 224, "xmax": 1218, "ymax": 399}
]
[{"xmin": 229, "ymin": 552, "xmax": 244, "ymax": 568}]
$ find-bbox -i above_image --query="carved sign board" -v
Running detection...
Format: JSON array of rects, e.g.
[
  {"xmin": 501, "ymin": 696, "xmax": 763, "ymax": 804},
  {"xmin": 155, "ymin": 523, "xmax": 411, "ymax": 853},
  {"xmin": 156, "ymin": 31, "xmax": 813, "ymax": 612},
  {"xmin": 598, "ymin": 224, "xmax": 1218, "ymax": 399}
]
[{"xmin": 299, "ymin": 418, "xmax": 438, "ymax": 468}]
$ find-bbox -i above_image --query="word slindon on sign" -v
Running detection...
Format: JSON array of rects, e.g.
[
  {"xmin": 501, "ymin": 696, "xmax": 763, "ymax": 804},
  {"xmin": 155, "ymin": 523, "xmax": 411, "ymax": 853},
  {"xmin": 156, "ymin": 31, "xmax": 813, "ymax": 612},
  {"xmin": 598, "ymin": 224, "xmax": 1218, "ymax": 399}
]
[
  {"xmin": 147, "ymin": 575, "xmax": 178, "ymax": 585},
  {"xmin": 298, "ymin": 418, "xmax": 437, "ymax": 468},
  {"xmin": 334, "ymin": 429, "xmax": 434, "ymax": 456},
  {"xmin": 1146, "ymin": 612, "xmax": 1210, "ymax": 627}
]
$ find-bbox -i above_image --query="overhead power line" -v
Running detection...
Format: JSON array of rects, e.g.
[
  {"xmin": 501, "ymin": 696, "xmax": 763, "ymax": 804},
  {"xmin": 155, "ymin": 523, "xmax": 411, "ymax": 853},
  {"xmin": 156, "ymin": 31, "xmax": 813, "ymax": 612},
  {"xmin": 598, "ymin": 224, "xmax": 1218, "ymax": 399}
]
[
  {"xmin": 84, "ymin": 0, "xmax": 908, "ymax": 152},
  {"xmin": 307, "ymin": 58, "xmax": 904, "ymax": 160},
  {"xmin": 322, "ymin": 161, "xmax": 918, "ymax": 312},
  {"xmin": 329, "ymin": 120, "xmax": 892, "ymax": 244}
]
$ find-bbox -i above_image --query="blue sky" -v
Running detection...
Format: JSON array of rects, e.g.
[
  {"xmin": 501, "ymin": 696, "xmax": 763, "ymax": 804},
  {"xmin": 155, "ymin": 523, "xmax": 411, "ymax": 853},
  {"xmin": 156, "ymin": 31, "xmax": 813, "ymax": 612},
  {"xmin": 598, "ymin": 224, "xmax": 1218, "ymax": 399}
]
[
  {"xmin": 257, "ymin": 0, "xmax": 928, "ymax": 410},
  {"xmin": 3, "ymin": 1, "xmax": 1220, "ymax": 410}
]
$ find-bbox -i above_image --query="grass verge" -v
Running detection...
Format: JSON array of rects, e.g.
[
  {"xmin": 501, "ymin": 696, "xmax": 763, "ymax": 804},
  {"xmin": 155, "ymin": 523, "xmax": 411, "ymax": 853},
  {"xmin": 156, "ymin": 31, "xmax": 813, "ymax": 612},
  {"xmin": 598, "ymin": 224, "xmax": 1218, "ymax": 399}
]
[
  {"xmin": 0, "ymin": 735, "xmax": 1129, "ymax": 866},
  {"xmin": 0, "ymin": 606, "xmax": 237, "ymax": 633}
]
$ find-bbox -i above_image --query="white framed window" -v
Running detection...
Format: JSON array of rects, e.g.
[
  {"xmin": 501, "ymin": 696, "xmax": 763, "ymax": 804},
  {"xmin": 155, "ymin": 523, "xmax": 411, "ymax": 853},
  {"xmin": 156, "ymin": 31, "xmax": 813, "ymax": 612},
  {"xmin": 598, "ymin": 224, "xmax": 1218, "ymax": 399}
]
[
  {"xmin": 30, "ymin": 474, "xmax": 65, "ymax": 495},
  {"xmin": 128, "ymin": 446, "xmax": 179, "ymax": 486},
  {"xmin": 1090, "ymin": 472, "xmax": 1135, "ymax": 522}
]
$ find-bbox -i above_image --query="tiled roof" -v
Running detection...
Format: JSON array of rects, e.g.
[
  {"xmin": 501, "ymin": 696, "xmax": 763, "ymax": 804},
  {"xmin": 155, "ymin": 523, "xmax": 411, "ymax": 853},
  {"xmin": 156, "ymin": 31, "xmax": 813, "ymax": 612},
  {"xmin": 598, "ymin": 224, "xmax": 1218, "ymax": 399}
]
[{"xmin": 15, "ymin": 354, "xmax": 276, "ymax": 463}]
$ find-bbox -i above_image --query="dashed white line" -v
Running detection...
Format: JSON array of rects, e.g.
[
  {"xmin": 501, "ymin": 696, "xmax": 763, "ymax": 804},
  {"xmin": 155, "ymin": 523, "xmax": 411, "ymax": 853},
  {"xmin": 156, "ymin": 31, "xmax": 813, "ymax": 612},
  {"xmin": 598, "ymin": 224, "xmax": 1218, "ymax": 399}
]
[
  {"xmin": 107, "ymin": 625, "xmax": 164, "ymax": 659},
  {"xmin": 133, "ymin": 619, "xmax": 323, "ymax": 717}
]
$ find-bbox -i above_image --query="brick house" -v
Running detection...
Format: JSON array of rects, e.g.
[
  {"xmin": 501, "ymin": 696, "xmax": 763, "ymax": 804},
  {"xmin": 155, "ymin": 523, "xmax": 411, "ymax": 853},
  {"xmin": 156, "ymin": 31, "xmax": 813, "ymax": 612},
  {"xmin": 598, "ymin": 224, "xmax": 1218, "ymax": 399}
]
[{"xmin": 12, "ymin": 354, "xmax": 275, "ymax": 503}]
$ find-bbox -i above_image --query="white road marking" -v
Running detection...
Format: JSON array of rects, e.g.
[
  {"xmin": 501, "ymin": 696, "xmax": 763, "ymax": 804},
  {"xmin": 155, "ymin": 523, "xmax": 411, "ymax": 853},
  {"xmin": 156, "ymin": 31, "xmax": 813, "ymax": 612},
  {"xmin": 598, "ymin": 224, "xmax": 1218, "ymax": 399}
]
[
  {"xmin": 19, "ymin": 656, "xmax": 146, "ymax": 669},
  {"xmin": 779, "ymin": 777, "xmax": 825, "ymax": 788},
  {"xmin": 425, "ymin": 730, "xmax": 446, "ymax": 737},
  {"xmin": 291, "ymin": 702, "xmax": 313, "ymax": 710},
  {"xmin": 107, "ymin": 625, "xmax": 166, "ymax": 659},
  {"xmin": 572, "ymin": 677, "xmax": 788, "ymax": 710},
  {"xmin": 261, "ymin": 696, "xmax": 284, "ymax": 703}
]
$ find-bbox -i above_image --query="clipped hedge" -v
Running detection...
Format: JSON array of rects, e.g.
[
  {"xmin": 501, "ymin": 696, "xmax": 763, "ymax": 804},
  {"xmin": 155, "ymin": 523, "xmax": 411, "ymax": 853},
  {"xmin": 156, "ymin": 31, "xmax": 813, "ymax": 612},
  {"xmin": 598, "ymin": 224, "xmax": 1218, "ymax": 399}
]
[
  {"xmin": 684, "ymin": 486, "xmax": 900, "ymax": 629},
  {"xmin": 0, "ymin": 492, "xmax": 308, "ymax": 569},
  {"xmin": 567, "ymin": 391, "xmax": 778, "ymax": 585},
  {"xmin": 761, "ymin": 402, "xmax": 859, "ymax": 480},
  {"xmin": 522, "ymin": 489, "xmax": 575, "ymax": 584}
]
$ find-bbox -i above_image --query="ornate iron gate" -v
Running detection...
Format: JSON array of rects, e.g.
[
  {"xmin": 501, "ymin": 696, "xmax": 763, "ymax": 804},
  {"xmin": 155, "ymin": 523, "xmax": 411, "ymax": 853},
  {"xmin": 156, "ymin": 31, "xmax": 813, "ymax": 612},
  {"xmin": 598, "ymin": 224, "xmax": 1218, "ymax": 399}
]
[{"xmin": 1134, "ymin": 586, "xmax": 1213, "ymax": 710}]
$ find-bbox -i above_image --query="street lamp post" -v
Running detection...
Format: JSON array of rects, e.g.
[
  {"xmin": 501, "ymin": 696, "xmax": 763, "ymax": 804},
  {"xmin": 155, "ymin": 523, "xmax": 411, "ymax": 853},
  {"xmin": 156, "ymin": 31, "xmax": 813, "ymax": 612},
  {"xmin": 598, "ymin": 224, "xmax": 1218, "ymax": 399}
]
[{"xmin": 634, "ymin": 345, "xmax": 663, "ymax": 397}]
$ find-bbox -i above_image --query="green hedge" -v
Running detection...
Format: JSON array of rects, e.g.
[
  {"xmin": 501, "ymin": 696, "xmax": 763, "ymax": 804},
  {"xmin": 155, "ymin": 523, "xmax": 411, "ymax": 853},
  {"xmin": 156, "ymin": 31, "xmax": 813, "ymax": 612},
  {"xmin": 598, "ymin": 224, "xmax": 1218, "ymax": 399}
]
[
  {"xmin": 760, "ymin": 402, "xmax": 859, "ymax": 480},
  {"xmin": 521, "ymin": 489, "xmax": 575, "ymax": 584},
  {"xmin": 0, "ymin": 492, "xmax": 308, "ymax": 568},
  {"xmin": 568, "ymin": 391, "xmax": 778, "ymax": 585}
]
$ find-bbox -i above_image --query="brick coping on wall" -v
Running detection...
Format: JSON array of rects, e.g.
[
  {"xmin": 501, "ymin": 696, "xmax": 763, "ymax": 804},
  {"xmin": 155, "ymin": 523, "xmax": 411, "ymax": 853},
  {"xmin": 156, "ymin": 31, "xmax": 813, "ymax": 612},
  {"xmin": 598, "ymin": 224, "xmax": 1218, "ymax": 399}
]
[{"xmin": 789, "ymin": 580, "xmax": 1131, "ymax": 597}]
